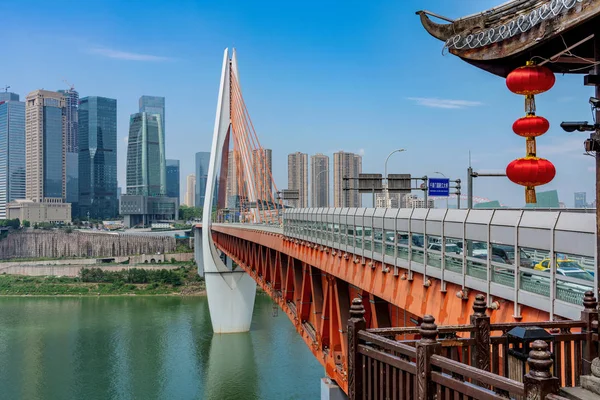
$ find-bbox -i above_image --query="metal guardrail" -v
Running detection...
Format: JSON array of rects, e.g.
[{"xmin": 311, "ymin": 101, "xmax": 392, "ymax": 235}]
[{"xmin": 283, "ymin": 208, "xmax": 597, "ymax": 320}]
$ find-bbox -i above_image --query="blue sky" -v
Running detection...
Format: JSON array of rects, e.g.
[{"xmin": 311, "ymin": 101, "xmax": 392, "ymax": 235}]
[{"xmin": 2, "ymin": 0, "xmax": 595, "ymax": 207}]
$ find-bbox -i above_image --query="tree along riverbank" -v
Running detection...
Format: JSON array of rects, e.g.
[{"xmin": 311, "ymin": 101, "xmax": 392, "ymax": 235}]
[{"xmin": 0, "ymin": 265, "xmax": 206, "ymax": 296}]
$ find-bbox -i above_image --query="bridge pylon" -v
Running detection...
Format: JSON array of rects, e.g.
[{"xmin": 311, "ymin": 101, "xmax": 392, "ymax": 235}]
[{"xmin": 201, "ymin": 48, "xmax": 257, "ymax": 333}]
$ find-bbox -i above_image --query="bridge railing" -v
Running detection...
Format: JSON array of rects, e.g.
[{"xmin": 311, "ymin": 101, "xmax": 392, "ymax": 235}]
[
  {"xmin": 347, "ymin": 292, "xmax": 599, "ymax": 399},
  {"xmin": 284, "ymin": 208, "xmax": 596, "ymax": 320}
]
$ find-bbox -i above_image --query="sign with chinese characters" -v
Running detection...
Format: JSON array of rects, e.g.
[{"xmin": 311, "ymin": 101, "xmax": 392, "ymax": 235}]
[{"xmin": 428, "ymin": 178, "xmax": 450, "ymax": 197}]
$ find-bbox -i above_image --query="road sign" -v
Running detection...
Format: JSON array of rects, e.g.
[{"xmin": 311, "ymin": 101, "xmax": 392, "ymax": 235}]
[
  {"xmin": 428, "ymin": 178, "xmax": 450, "ymax": 197},
  {"xmin": 387, "ymin": 174, "xmax": 411, "ymax": 193},
  {"xmin": 358, "ymin": 174, "xmax": 383, "ymax": 193}
]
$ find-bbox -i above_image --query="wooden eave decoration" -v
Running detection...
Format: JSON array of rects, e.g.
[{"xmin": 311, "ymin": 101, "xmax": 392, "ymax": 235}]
[{"xmin": 417, "ymin": 0, "xmax": 600, "ymax": 77}]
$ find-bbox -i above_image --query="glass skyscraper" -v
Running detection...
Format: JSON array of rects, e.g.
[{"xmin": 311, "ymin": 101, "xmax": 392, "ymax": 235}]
[
  {"xmin": 139, "ymin": 96, "xmax": 165, "ymax": 137},
  {"xmin": 79, "ymin": 96, "xmax": 118, "ymax": 219},
  {"xmin": 58, "ymin": 88, "xmax": 79, "ymax": 216},
  {"xmin": 126, "ymin": 112, "xmax": 165, "ymax": 196},
  {"xmin": 0, "ymin": 94, "xmax": 25, "ymax": 219},
  {"xmin": 195, "ymin": 152, "xmax": 210, "ymax": 209},
  {"xmin": 166, "ymin": 159, "xmax": 180, "ymax": 202}
]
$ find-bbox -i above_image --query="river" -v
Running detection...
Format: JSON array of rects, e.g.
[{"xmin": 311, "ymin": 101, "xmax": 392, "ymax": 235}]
[{"xmin": 0, "ymin": 295, "xmax": 322, "ymax": 400}]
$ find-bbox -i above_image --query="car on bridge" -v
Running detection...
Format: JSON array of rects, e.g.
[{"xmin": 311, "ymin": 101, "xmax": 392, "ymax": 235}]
[
  {"xmin": 428, "ymin": 243, "xmax": 462, "ymax": 254},
  {"xmin": 472, "ymin": 244, "xmax": 532, "ymax": 268},
  {"xmin": 533, "ymin": 258, "xmax": 585, "ymax": 271}
]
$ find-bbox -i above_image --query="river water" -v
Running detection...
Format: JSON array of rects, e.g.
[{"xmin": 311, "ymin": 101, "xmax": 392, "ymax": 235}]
[{"xmin": 0, "ymin": 295, "xmax": 322, "ymax": 400}]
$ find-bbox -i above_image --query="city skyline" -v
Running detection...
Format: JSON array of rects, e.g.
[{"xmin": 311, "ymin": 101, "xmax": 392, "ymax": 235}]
[{"xmin": 2, "ymin": 0, "xmax": 596, "ymax": 208}]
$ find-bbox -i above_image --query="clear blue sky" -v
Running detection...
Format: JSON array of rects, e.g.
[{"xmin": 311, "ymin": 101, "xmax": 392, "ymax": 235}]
[{"xmin": 3, "ymin": 0, "xmax": 595, "ymax": 207}]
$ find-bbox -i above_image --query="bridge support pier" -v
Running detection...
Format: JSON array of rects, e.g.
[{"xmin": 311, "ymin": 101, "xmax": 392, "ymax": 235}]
[
  {"xmin": 194, "ymin": 227, "xmax": 204, "ymax": 278},
  {"xmin": 320, "ymin": 378, "xmax": 347, "ymax": 400},
  {"xmin": 205, "ymin": 269, "xmax": 256, "ymax": 333}
]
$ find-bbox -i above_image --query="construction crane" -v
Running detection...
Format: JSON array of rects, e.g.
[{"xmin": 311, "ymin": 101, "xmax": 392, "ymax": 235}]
[
  {"xmin": 62, "ymin": 79, "xmax": 75, "ymax": 91},
  {"xmin": 2, "ymin": 85, "xmax": 9, "ymax": 92}
]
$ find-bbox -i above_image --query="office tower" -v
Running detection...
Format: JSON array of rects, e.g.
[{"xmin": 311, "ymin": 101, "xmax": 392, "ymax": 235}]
[
  {"xmin": 574, "ymin": 192, "xmax": 587, "ymax": 208},
  {"xmin": 196, "ymin": 152, "xmax": 211, "ymax": 208},
  {"xmin": 375, "ymin": 192, "xmax": 403, "ymax": 208},
  {"xmin": 58, "ymin": 88, "xmax": 79, "ymax": 216},
  {"xmin": 25, "ymin": 90, "xmax": 67, "ymax": 202},
  {"xmin": 252, "ymin": 148, "xmax": 273, "ymax": 201},
  {"xmin": 333, "ymin": 151, "xmax": 362, "ymax": 207},
  {"xmin": 126, "ymin": 112, "xmax": 165, "ymax": 196},
  {"xmin": 226, "ymin": 151, "xmax": 240, "ymax": 200},
  {"xmin": 311, "ymin": 153, "xmax": 329, "ymax": 207},
  {"xmin": 287, "ymin": 152, "xmax": 308, "ymax": 208},
  {"xmin": 0, "ymin": 92, "xmax": 19, "ymax": 102},
  {"xmin": 139, "ymin": 96, "xmax": 165, "ymax": 136},
  {"xmin": 78, "ymin": 96, "xmax": 118, "ymax": 219},
  {"xmin": 166, "ymin": 159, "xmax": 180, "ymax": 202},
  {"xmin": 0, "ymin": 93, "xmax": 25, "ymax": 219},
  {"xmin": 185, "ymin": 174, "xmax": 196, "ymax": 207}
]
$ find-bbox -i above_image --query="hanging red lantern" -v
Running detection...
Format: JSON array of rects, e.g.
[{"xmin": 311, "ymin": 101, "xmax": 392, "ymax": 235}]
[
  {"xmin": 512, "ymin": 115, "xmax": 549, "ymax": 137},
  {"xmin": 506, "ymin": 62, "xmax": 555, "ymax": 96},
  {"xmin": 506, "ymin": 157, "xmax": 556, "ymax": 203}
]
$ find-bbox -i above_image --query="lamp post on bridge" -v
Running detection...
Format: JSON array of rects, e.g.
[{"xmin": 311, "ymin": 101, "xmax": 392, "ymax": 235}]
[
  {"xmin": 384, "ymin": 149, "xmax": 406, "ymax": 208},
  {"xmin": 467, "ymin": 167, "xmax": 507, "ymax": 209}
]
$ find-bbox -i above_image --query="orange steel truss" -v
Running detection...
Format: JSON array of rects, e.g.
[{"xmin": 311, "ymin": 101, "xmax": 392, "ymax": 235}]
[{"xmin": 211, "ymin": 225, "xmax": 555, "ymax": 395}]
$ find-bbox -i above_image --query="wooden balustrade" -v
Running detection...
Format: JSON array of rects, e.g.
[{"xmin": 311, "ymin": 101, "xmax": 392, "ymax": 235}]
[{"xmin": 348, "ymin": 291, "xmax": 600, "ymax": 400}]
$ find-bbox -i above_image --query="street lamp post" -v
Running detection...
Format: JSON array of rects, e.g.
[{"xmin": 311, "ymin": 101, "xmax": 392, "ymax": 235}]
[
  {"xmin": 434, "ymin": 171, "xmax": 448, "ymax": 209},
  {"xmin": 384, "ymin": 149, "xmax": 406, "ymax": 208}
]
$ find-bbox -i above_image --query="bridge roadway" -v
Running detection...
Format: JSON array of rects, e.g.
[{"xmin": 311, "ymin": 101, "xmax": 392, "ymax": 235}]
[{"xmin": 207, "ymin": 207, "xmax": 596, "ymax": 393}]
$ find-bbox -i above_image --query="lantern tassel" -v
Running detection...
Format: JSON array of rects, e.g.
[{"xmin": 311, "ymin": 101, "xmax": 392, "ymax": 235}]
[
  {"xmin": 525, "ymin": 187, "xmax": 537, "ymax": 204},
  {"xmin": 525, "ymin": 95, "xmax": 536, "ymax": 115},
  {"xmin": 526, "ymin": 137, "xmax": 536, "ymax": 157}
]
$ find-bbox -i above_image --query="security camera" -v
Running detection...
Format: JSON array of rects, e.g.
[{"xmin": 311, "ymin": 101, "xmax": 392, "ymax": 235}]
[
  {"xmin": 590, "ymin": 97, "xmax": 600, "ymax": 108},
  {"xmin": 560, "ymin": 121, "xmax": 593, "ymax": 132}
]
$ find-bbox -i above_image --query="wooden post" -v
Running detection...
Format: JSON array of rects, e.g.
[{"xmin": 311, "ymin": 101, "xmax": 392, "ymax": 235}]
[
  {"xmin": 348, "ymin": 297, "xmax": 366, "ymax": 400},
  {"xmin": 524, "ymin": 340, "xmax": 559, "ymax": 399},
  {"xmin": 416, "ymin": 315, "xmax": 441, "ymax": 400},
  {"xmin": 471, "ymin": 293, "xmax": 491, "ymax": 371},
  {"xmin": 582, "ymin": 290, "xmax": 599, "ymax": 375}
]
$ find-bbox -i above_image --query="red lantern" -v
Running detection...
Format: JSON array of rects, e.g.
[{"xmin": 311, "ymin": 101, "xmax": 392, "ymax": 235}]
[
  {"xmin": 512, "ymin": 115, "xmax": 549, "ymax": 137},
  {"xmin": 506, "ymin": 157, "xmax": 556, "ymax": 203},
  {"xmin": 506, "ymin": 62, "xmax": 555, "ymax": 96}
]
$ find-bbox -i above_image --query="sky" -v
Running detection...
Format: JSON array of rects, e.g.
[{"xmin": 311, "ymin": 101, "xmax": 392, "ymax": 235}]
[{"xmin": 2, "ymin": 0, "xmax": 596, "ymax": 207}]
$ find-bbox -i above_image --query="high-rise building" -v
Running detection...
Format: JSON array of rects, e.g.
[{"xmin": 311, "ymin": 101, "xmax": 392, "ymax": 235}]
[
  {"xmin": 226, "ymin": 150, "xmax": 240, "ymax": 201},
  {"xmin": 375, "ymin": 192, "xmax": 403, "ymax": 208},
  {"xmin": 287, "ymin": 152, "xmax": 308, "ymax": 208},
  {"xmin": 126, "ymin": 112, "xmax": 165, "ymax": 196},
  {"xmin": 196, "ymin": 152, "xmax": 211, "ymax": 208},
  {"xmin": 574, "ymin": 192, "xmax": 587, "ymax": 208},
  {"xmin": 166, "ymin": 159, "xmax": 180, "ymax": 203},
  {"xmin": 0, "ymin": 92, "xmax": 20, "ymax": 102},
  {"xmin": 333, "ymin": 151, "xmax": 362, "ymax": 207},
  {"xmin": 0, "ymin": 93, "xmax": 25, "ymax": 219},
  {"xmin": 185, "ymin": 174, "xmax": 196, "ymax": 207},
  {"xmin": 252, "ymin": 148, "xmax": 272, "ymax": 201},
  {"xmin": 403, "ymin": 194, "xmax": 434, "ymax": 209},
  {"xmin": 25, "ymin": 90, "xmax": 66, "ymax": 202},
  {"xmin": 78, "ymin": 96, "xmax": 118, "ymax": 220},
  {"xmin": 58, "ymin": 88, "xmax": 79, "ymax": 217},
  {"xmin": 311, "ymin": 153, "xmax": 329, "ymax": 207},
  {"xmin": 139, "ymin": 96, "xmax": 165, "ymax": 136}
]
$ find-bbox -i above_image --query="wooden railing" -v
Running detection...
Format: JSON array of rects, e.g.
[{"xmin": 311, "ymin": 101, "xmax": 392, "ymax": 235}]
[{"xmin": 347, "ymin": 291, "xmax": 599, "ymax": 400}]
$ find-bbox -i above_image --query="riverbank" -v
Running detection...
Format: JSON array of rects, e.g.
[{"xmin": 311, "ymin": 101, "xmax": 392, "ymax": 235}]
[{"xmin": 0, "ymin": 266, "xmax": 206, "ymax": 296}]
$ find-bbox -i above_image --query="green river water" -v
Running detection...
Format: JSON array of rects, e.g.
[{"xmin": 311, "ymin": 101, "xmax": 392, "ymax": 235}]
[{"xmin": 0, "ymin": 295, "xmax": 322, "ymax": 400}]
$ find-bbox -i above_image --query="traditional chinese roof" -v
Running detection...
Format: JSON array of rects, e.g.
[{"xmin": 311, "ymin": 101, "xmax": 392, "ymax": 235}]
[{"xmin": 417, "ymin": 0, "xmax": 600, "ymax": 77}]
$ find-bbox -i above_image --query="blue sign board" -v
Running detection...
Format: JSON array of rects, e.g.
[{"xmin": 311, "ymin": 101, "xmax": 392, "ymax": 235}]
[{"xmin": 428, "ymin": 178, "xmax": 450, "ymax": 197}]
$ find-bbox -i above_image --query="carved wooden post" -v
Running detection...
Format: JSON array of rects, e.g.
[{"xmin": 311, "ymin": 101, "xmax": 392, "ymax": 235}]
[
  {"xmin": 348, "ymin": 297, "xmax": 366, "ymax": 400},
  {"xmin": 471, "ymin": 294, "xmax": 491, "ymax": 371},
  {"xmin": 524, "ymin": 340, "xmax": 559, "ymax": 399},
  {"xmin": 581, "ymin": 290, "xmax": 599, "ymax": 375},
  {"xmin": 416, "ymin": 315, "xmax": 441, "ymax": 400}
]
